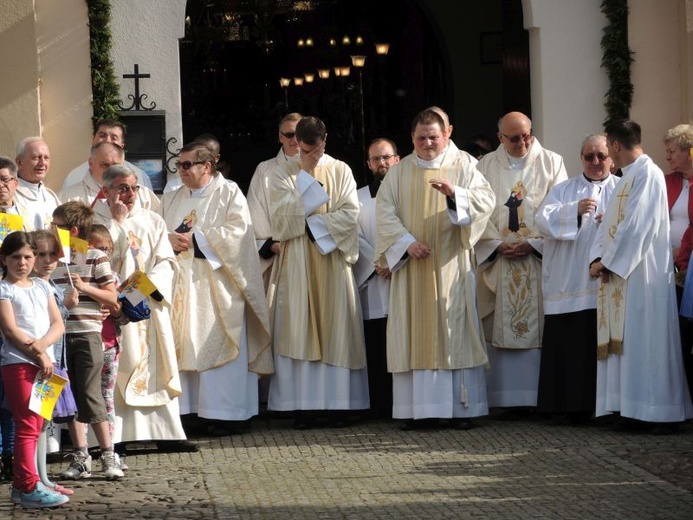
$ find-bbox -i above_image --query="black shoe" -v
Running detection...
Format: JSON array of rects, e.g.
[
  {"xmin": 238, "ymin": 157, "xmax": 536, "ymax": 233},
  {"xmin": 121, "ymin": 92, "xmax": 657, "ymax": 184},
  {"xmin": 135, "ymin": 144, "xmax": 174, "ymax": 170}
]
[
  {"xmin": 650, "ymin": 422, "xmax": 680, "ymax": 436},
  {"xmin": 401, "ymin": 418, "xmax": 440, "ymax": 431},
  {"xmin": 206, "ymin": 422, "xmax": 240, "ymax": 437},
  {"xmin": 613, "ymin": 417, "xmax": 650, "ymax": 432},
  {"xmin": 327, "ymin": 411, "xmax": 350, "ymax": 428},
  {"xmin": 156, "ymin": 440, "xmax": 200, "ymax": 453},
  {"xmin": 450, "ymin": 418, "xmax": 474, "ymax": 430}
]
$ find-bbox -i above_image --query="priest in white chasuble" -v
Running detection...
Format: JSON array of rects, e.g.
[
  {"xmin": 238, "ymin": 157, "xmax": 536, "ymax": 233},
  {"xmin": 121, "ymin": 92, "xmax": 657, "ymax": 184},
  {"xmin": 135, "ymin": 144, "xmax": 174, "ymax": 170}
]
[
  {"xmin": 266, "ymin": 116, "xmax": 368, "ymax": 429},
  {"xmin": 589, "ymin": 119, "xmax": 693, "ymax": 433},
  {"xmin": 375, "ymin": 109, "xmax": 495, "ymax": 429},
  {"xmin": 93, "ymin": 164, "xmax": 187, "ymax": 445},
  {"xmin": 475, "ymin": 111, "xmax": 568, "ymax": 411},
  {"xmin": 160, "ymin": 142, "xmax": 273, "ymax": 428},
  {"xmin": 535, "ymin": 134, "xmax": 619, "ymax": 421}
]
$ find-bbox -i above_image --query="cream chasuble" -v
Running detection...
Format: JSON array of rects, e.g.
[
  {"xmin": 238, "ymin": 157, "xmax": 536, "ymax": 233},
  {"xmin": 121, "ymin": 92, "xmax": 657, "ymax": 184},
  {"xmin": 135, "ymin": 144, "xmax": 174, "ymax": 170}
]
[
  {"xmin": 159, "ymin": 173, "xmax": 273, "ymax": 375},
  {"xmin": 95, "ymin": 200, "xmax": 181, "ymax": 406},
  {"xmin": 247, "ymin": 148, "xmax": 289, "ymax": 289},
  {"xmin": 94, "ymin": 200, "xmax": 186, "ymax": 442},
  {"xmin": 476, "ymin": 140, "xmax": 568, "ymax": 349},
  {"xmin": 375, "ymin": 152, "xmax": 495, "ymax": 372},
  {"xmin": 267, "ymin": 154, "xmax": 365, "ymax": 369}
]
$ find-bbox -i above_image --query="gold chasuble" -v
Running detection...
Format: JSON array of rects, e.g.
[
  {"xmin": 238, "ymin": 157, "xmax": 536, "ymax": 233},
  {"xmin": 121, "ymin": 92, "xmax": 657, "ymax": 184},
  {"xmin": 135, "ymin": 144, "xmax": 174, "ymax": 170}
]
[
  {"xmin": 375, "ymin": 152, "xmax": 495, "ymax": 372},
  {"xmin": 268, "ymin": 154, "xmax": 366, "ymax": 369},
  {"xmin": 160, "ymin": 173, "xmax": 273, "ymax": 375}
]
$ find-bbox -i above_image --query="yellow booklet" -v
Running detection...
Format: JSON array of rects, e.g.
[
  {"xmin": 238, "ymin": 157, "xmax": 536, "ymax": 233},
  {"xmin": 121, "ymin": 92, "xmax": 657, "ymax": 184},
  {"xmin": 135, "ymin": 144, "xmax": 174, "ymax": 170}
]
[{"xmin": 29, "ymin": 371, "xmax": 68, "ymax": 420}]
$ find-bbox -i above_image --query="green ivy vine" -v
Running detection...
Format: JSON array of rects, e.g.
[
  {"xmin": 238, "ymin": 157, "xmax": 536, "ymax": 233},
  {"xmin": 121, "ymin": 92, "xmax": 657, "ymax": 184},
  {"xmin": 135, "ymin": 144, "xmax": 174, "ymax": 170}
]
[
  {"xmin": 600, "ymin": 0, "xmax": 634, "ymax": 124},
  {"xmin": 87, "ymin": 0, "xmax": 120, "ymax": 124}
]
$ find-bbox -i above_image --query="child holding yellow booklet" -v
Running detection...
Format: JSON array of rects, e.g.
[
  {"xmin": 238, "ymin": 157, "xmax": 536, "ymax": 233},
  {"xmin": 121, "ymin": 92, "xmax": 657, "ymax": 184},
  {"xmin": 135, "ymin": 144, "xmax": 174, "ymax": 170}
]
[{"xmin": 0, "ymin": 232, "xmax": 67, "ymax": 509}]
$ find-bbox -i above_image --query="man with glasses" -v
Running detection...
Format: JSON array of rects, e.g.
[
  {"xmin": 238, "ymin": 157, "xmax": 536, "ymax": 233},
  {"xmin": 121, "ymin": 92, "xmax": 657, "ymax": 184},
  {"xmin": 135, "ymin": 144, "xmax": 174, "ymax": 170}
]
[
  {"xmin": 59, "ymin": 142, "xmax": 159, "ymax": 211},
  {"xmin": 247, "ymin": 112, "xmax": 302, "ymax": 291},
  {"xmin": 90, "ymin": 164, "xmax": 192, "ymax": 453},
  {"xmin": 0, "ymin": 156, "xmax": 23, "ymax": 223},
  {"xmin": 535, "ymin": 134, "xmax": 618, "ymax": 422},
  {"xmin": 14, "ymin": 137, "xmax": 61, "ymax": 231},
  {"xmin": 475, "ymin": 111, "xmax": 568, "ymax": 416},
  {"xmin": 159, "ymin": 141, "xmax": 273, "ymax": 436},
  {"xmin": 353, "ymin": 138, "xmax": 399, "ymax": 419}
]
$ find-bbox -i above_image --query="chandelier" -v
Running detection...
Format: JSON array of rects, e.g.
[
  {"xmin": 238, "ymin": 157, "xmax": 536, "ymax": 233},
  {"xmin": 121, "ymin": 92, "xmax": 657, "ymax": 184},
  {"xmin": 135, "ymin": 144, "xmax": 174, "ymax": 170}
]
[{"xmin": 183, "ymin": 0, "xmax": 333, "ymax": 52}]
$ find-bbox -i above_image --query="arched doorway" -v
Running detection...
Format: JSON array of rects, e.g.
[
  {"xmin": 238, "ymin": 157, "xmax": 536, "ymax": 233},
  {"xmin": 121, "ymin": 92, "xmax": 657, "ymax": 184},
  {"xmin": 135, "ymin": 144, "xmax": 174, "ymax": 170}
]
[{"xmin": 179, "ymin": 0, "xmax": 529, "ymax": 191}]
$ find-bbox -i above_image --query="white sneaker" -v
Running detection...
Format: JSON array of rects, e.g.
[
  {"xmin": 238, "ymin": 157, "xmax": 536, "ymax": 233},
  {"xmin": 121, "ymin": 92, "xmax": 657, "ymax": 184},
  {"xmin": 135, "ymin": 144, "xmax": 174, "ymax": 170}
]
[
  {"xmin": 114, "ymin": 452, "xmax": 128, "ymax": 471},
  {"xmin": 100, "ymin": 451, "xmax": 124, "ymax": 480},
  {"xmin": 61, "ymin": 451, "xmax": 92, "ymax": 480}
]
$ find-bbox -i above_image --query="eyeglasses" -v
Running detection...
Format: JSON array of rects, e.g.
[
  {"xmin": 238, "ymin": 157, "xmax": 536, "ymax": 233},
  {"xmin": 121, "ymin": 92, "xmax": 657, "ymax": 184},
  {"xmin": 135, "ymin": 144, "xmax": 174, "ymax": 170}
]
[
  {"xmin": 582, "ymin": 153, "xmax": 609, "ymax": 162},
  {"xmin": 0, "ymin": 177, "xmax": 16, "ymax": 186},
  {"xmin": 368, "ymin": 155, "xmax": 397, "ymax": 163},
  {"xmin": 51, "ymin": 222, "xmax": 71, "ymax": 230},
  {"xmin": 94, "ymin": 246, "xmax": 113, "ymax": 254},
  {"xmin": 500, "ymin": 132, "xmax": 532, "ymax": 144},
  {"xmin": 111, "ymin": 184, "xmax": 141, "ymax": 194},
  {"xmin": 279, "ymin": 131, "xmax": 296, "ymax": 139},
  {"xmin": 175, "ymin": 160, "xmax": 206, "ymax": 171}
]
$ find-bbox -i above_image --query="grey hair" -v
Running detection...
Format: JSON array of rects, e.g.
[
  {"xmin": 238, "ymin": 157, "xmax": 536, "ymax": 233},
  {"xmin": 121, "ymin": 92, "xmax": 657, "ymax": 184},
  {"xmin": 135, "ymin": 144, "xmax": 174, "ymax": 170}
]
[
  {"xmin": 15, "ymin": 136, "xmax": 44, "ymax": 158},
  {"xmin": 579, "ymin": 133, "xmax": 607, "ymax": 157},
  {"xmin": 663, "ymin": 124, "xmax": 693, "ymax": 150},
  {"xmin": 102, "ymin": 164, "xmax": 136, "ymax": 187},
  {"xmin": 0, "ymin": 156, "xmax": 18, "ymax": 176}
]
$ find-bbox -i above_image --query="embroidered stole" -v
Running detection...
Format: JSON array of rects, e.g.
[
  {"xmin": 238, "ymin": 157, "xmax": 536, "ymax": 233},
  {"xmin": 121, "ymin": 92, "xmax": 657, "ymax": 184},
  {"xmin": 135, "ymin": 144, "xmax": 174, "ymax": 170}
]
[{"xmin": 596, "ymin": 175, "xmax": 634, "ymax": 359}]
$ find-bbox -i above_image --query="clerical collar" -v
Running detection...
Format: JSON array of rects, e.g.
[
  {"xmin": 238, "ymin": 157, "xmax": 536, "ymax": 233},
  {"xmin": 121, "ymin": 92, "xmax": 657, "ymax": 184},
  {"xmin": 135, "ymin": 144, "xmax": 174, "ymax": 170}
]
[
  {"xmin": 18, "ymin": 177, "xmax": 43, "ymax": 191},
  {"xmin": 189, "ymin": 176, "xmax": 214, "ymax": 197},
  {"xmin": 582, "ymin": 173, "xmax": 609, "ymax": 184},
  {"xmin": 282, "ymin": 149, "xmax": 298, "ymax": 162},
  {"xmin": 416, "ymin": 150, "xmax": 446, "ymax": 169},
  {"xmin": 507, "ymin": 153, "xmax": 528, "ymax": 170}
]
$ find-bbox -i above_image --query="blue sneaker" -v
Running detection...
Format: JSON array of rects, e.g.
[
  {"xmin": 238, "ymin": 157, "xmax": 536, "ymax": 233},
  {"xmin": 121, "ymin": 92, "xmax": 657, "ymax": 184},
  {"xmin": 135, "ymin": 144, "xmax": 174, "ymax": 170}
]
[
  {"xmin": 19, "ymin": 482, "xmax": 69, "ymax": 509},
  {"xmin": 10, "ymin": 486, "xmax": 21, "ymax": 504}
]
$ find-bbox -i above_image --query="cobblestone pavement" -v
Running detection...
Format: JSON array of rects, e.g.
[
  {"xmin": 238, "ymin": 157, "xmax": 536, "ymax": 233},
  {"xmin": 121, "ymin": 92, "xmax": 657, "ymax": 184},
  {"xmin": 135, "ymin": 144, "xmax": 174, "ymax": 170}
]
[{"xmin": 2, "ymin": 414, "xmax": 692, "ymax": 519}]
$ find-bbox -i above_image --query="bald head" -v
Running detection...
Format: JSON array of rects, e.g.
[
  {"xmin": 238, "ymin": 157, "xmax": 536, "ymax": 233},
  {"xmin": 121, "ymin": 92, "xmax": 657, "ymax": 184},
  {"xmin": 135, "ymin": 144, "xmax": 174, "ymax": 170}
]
[{"xmin": 497, "ymin": 111, "xmax": 533, "ymax": 158}]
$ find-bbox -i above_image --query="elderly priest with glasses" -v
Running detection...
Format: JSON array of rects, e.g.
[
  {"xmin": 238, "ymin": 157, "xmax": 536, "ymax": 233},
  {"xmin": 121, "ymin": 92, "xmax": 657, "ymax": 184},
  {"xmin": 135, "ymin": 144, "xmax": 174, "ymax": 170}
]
[{"xmin": 475, "ymin": 111, "xmax": 568, "ymax": 415}]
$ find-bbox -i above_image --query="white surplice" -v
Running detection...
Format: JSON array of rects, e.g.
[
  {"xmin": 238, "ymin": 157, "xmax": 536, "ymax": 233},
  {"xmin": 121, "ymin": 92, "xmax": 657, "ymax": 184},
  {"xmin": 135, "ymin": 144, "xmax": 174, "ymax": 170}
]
[
  {"xmin": 353, "ymin": 185, "xmax": 389, "ymax": 320},
  {"xmin": 375, "ymin": 149, "xmax": 495, "ymax": 419},
  {"xmin": 536, "ymin": 174, "xmax": 620, "ymax": 315},
  {"xmin": 475, "ymin": 139, "xmax": 568, "ymax": 407},
  {"xmin": 591, "ymin": 154, "xmax": 693, "ymax": 422}
]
